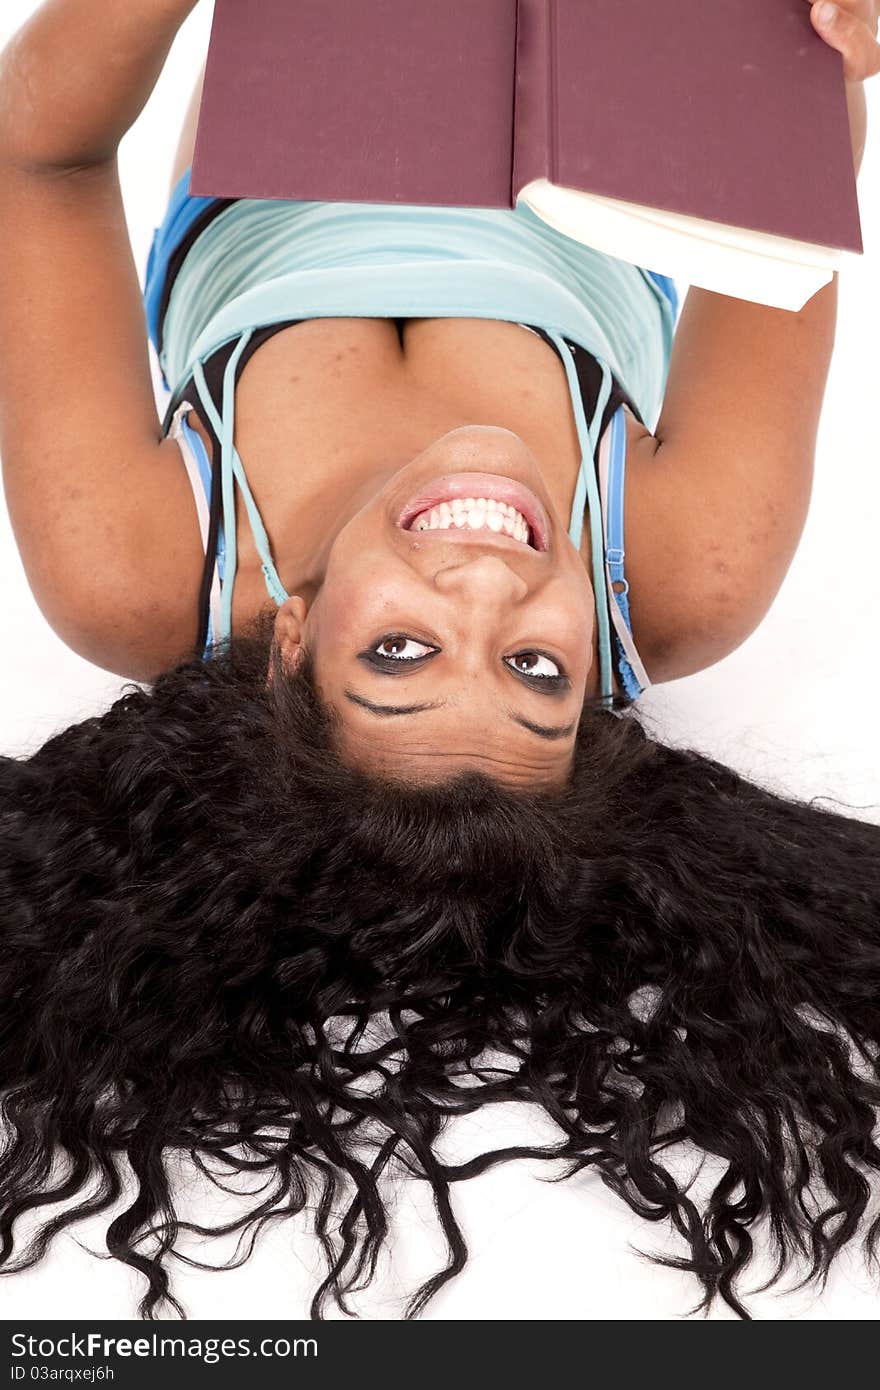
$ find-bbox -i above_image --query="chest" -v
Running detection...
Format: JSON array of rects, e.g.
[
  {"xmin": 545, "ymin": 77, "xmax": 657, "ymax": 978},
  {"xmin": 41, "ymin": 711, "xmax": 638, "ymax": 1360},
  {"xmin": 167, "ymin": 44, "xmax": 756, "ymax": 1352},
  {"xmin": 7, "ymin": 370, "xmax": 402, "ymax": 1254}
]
[
  {"xmin": 186, "ymin": 317, "xmax": 589, "ymax": 561},
  {"xmin": 181, "ymin": 317, "xmax": 633, "ymax": 693}
]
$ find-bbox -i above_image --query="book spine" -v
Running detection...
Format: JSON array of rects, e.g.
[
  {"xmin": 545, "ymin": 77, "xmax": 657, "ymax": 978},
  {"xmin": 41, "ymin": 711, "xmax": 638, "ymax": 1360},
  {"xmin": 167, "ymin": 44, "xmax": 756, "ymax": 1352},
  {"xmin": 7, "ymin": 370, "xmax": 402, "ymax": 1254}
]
[{"xmin": 512, "ymin": 0, "xmax": 555, "ymax": 200}]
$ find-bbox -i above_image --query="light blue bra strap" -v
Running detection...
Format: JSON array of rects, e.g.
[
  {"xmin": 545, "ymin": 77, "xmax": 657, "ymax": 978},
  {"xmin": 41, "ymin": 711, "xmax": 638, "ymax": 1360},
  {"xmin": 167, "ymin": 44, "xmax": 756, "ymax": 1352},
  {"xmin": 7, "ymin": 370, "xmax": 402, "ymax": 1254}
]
[
  {"xmin": 606, "ymin": 404, "xmax": 634, "ymax": 628},
  {"xmin": 178, "ymin": 414, "xmax": 213, "ymax": 501},
  {"xmin": 545, "ymin": 333, "xmax": 614, "ymax": 705},
  {"xmin": 218, "ymin": 337, "xmax": 249, "ymax": 641},
  {"xmin": 190, "ymin": 360, "xmax": 227, "ymax": 583},
  {"xmin": 192, "ymin": 353, "xmax": 240, "ymax": 644},
  {"xmin": 191, "ymin": 337, "xmax": 290, "ymax": 641},
  {"xmin": 604, "ymin": 404, "xmax": 648, "ymax": 701}
]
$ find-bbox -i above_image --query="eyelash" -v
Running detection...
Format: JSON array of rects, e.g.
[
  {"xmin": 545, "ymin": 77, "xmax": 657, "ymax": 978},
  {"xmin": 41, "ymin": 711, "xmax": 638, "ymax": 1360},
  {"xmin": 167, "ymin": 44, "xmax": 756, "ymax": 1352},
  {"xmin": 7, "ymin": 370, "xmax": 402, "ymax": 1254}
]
[{"xmin": 358, "ymin": 635, "xmax": 569, "ymax": 689}]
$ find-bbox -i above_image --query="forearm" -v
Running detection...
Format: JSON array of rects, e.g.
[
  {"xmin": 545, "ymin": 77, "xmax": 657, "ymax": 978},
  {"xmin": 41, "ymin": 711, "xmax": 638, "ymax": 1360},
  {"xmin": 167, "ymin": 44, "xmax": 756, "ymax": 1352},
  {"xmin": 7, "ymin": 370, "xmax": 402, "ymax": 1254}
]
[{"xmin": 0, "ymin": 0, "xmax": 199, "ymax": 168}]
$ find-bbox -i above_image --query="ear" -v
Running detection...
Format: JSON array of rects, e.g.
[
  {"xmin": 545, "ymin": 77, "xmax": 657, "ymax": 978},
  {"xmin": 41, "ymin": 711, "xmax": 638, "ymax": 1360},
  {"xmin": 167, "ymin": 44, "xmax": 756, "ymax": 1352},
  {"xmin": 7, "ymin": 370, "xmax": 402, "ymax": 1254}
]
[{"xmin": 272, "ymin": 595, "xmax": 309, "ymax": 677}]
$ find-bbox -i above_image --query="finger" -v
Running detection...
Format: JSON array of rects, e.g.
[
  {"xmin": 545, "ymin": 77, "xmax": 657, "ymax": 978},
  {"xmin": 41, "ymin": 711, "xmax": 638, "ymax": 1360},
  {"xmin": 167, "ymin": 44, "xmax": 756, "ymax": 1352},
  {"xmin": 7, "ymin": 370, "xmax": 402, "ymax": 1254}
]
[
  {"xmin": 803, "ymin": 0, "xmax": 873, "ymax": 13},
  {"xmin": 802, "ymin": 0, "xmax": 875, "ymax": 27},
  {"xmin": 810, "ymin": 3, "xmax": 880, "ymax": 81}
]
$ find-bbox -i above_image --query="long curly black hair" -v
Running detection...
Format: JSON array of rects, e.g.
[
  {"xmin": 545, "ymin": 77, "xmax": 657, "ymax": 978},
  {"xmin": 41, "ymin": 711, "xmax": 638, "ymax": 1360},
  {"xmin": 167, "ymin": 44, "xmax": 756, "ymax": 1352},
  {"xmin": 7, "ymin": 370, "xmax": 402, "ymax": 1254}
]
[{"xmin": 1, "ymin": 610, "xmax": 879, "ymax": 1320}]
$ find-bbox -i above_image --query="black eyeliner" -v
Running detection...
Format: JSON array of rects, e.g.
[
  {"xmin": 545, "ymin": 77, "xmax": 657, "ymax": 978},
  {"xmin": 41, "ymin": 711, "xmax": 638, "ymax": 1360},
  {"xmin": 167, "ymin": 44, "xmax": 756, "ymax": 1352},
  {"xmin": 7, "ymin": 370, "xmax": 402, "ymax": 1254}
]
[
  {"xmin": 357, "ymin": 649, "xmax": 438, "ymax": 675},
  {"xmin": 505, "ymin": 663, "xmax": 570, "ymax": 697}
]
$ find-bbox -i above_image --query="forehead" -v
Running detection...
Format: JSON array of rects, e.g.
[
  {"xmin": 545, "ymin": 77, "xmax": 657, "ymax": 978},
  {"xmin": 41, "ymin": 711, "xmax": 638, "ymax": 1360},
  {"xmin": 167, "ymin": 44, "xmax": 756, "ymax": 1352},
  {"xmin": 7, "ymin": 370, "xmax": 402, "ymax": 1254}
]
[{"xmin": 333, "ymin": 706, "xmax": 575, "ymax": 786}]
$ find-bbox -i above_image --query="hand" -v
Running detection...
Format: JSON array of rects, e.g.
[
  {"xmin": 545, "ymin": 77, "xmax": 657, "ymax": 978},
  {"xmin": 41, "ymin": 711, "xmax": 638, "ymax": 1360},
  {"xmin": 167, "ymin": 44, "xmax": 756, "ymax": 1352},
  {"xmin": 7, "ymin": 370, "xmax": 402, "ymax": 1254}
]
[{"xmin": 806, "ymin": 0, "xmax": 880, "ymax": 81}]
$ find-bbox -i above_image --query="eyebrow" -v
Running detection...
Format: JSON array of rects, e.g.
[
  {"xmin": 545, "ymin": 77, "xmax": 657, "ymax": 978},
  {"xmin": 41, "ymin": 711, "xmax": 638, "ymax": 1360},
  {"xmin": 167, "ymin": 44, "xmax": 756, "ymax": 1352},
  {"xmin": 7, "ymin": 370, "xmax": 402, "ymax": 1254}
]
[
  {"xmin": 343, "ymin": 689, "xmax": 576, "ymax": 741},
  {"xmin": 510, "ymin": 714, "xmax": 577, "ymax": 742}
]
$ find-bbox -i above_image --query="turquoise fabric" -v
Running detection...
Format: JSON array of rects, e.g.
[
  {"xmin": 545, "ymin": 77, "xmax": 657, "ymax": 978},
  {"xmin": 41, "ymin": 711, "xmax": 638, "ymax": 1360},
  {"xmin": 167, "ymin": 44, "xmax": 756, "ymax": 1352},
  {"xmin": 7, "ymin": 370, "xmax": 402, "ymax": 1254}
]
[
  {"xmin": 145, "ymin": 169, "xmax": 680, "ymax": 374},
  {"xmin": 160, "ymin": 195, "xmax": 675, "ymax": 431}
]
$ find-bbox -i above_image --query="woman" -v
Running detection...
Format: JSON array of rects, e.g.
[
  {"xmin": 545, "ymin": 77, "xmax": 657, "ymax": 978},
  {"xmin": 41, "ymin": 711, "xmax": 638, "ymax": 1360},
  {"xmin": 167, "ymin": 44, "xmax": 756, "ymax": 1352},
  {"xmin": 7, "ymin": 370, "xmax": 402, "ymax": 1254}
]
[
  {"xmin": 0, "ymin": 2, "xmax": 871, "ymax": 733},
  {"xmin": 0, "ymin": 0, "xmax": 879, "ymax": 1322}
]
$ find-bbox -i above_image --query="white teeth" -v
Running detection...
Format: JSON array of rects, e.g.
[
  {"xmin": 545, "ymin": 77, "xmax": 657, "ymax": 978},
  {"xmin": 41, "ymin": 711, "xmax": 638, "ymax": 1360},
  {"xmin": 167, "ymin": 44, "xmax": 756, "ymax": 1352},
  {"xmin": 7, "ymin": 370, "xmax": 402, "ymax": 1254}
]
[{"xmin": 408, "ymin": 496, "xmax": 533, "ymax": 544}]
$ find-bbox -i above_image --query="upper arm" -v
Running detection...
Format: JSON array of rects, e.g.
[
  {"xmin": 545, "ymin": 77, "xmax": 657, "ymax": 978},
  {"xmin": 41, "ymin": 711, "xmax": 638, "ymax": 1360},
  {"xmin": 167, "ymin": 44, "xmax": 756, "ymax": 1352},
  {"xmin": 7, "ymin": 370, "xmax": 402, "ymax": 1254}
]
[
  {"xmin": 0, "ymin": 156, "xmax": 204, "ymax": 679},
  {"xmin": 622, "ymin": 282, "xmax": 839, "ymax": 683}
]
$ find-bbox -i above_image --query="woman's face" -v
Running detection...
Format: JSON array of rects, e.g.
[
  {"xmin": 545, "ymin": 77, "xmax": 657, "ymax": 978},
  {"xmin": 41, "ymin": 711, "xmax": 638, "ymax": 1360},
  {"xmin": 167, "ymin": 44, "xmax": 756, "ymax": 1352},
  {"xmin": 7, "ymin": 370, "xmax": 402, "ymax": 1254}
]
[{"xmin": 278, "ymin": 426, "xmax": 595, "ymax": 785}]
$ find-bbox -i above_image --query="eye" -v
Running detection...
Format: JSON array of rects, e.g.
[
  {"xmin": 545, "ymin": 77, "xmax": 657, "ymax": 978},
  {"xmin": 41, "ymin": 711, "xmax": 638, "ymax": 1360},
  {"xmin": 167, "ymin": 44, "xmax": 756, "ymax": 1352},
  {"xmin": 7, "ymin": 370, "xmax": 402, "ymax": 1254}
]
[
  {"xmin": 357, "ymin": 634, "xmax": 440, "ymax": 672},
  {"xmin": 505, "ymin": 651, "xmax": 562, "ymax": 680},
  {"xmin": 374, "ymin": 635, "xmax": 437, "ymax": 662}
]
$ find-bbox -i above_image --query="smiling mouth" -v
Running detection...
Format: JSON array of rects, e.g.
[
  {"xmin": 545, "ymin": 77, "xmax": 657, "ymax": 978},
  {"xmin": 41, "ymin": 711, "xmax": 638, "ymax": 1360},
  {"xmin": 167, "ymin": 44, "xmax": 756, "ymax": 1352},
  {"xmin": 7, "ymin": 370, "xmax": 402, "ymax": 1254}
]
[
  {"xmin": 398, "ymin": 473, "xmax": 549, "ymax": 551},
  {"xmin": 409, "ymin": 497, "xmax": 532, "ymax": 544}
]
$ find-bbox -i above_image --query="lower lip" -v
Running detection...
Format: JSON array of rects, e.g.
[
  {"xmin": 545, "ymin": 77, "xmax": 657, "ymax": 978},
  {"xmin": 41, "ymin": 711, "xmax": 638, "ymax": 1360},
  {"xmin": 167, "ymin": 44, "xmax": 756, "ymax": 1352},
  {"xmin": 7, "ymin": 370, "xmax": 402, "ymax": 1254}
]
[{"xmin": 397, "ymin": 473, "xmax": 550, "ymax": 551}]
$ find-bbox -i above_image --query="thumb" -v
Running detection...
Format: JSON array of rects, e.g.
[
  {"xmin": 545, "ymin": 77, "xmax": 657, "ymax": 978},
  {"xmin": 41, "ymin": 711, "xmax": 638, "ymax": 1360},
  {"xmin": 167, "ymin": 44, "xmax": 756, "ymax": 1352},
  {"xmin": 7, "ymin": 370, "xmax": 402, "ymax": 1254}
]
[{"xmin": 810, "ymin": 3, "xmax": 880, "ymax": 81}]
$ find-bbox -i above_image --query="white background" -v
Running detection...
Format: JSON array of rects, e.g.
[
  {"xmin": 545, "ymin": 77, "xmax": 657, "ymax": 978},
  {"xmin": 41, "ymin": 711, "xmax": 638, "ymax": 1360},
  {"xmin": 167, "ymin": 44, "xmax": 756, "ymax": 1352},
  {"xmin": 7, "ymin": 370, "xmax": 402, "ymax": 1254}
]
[{"xmin": 0, "ymin": 0, "xmax": 879, "ymax": 1321}]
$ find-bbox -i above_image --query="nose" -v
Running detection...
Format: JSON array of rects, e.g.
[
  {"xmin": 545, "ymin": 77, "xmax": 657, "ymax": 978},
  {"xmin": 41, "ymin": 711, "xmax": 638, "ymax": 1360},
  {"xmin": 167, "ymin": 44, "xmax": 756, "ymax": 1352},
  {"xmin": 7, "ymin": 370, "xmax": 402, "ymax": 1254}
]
[{"xmin": 432, "ymin": 554, "xmax": 529, "ymax": 604}]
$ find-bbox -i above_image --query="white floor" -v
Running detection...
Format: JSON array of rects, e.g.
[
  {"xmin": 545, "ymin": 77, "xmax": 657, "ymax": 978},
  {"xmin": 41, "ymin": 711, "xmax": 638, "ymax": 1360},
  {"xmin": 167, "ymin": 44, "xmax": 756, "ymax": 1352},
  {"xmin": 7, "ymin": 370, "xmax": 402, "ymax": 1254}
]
[{"xmin": 0, "ymin": 0, "xmax": 879, "ymax": 1321}]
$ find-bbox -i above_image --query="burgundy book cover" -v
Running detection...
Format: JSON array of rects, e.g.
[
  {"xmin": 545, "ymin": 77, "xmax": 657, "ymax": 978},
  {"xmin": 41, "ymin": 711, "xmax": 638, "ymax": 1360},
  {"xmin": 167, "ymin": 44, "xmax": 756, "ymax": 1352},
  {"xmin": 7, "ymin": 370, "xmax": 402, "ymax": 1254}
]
[
  {"xmin": 514, "ymin": 0, "xmax": 862, "ymax": 252},
  {"xmin": 191, "ymin": 0, "xmax": 518, "ymax": 208},
  {"xmin": 191, "ymin": 0, "xmax": 862, "ymax": 254}
]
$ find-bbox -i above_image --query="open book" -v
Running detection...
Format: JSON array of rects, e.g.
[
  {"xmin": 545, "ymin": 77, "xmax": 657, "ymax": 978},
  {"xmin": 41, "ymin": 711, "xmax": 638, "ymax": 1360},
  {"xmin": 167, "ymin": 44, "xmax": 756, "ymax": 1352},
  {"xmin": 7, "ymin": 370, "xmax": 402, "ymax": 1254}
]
[{"xmin": 190, "ymin": 0, "xmax": 863, "ymax": 312}]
